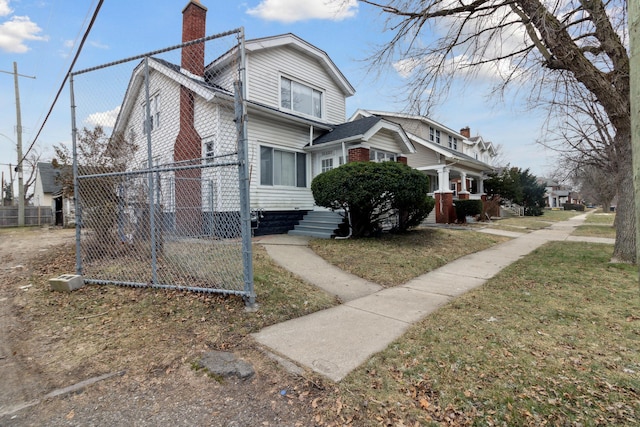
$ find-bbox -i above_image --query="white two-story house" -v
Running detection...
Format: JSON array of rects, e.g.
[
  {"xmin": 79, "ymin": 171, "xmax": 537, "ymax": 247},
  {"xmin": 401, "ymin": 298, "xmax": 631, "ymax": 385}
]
[{"xmin": 112, "ymin": 0, "xmax": 416, "ymax": 236}]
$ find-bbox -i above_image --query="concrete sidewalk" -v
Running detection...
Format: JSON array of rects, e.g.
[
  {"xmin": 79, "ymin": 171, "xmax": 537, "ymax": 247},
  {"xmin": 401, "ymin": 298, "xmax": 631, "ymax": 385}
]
[{"xmin": 252, "ymin": 213, "xmax": 610, "ymax": 382}]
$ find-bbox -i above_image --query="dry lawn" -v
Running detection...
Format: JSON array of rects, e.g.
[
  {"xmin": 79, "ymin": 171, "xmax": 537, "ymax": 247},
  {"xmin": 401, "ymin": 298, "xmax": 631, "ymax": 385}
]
[
  {"xmin": 316, "ymin": 241, "xmax": 640, "ymax": 426},
  {"xmin": 309, "ymin": 228, "xmax": 510, "ymax": 286}
]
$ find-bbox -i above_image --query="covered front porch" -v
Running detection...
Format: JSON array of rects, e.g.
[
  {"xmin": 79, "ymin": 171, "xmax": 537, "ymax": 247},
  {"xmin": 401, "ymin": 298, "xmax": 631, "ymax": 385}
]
[{"xmin": 419, "ymin": 165, "xmax": 488, "ymax": 224}]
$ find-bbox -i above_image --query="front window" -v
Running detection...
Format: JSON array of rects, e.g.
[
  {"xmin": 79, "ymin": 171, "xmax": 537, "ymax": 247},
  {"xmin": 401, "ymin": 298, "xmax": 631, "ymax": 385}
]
[
  {"xmin": 435, "ymin": 130, "xmax": 441, "ymax": 144},
  {"xmin": 281, "ymin": 77, "xmax": 322, "ymax": 118},
  {"xmin": 369, "ymin": 149, "xmax": 396, "ymax": 162},
  {"xmin": 429, "ymin": 127, "xmax": 434, "ymax": 142},
  {"xmin": 260, "ymin": 146, "xmax": 306, "ymax": 187}
]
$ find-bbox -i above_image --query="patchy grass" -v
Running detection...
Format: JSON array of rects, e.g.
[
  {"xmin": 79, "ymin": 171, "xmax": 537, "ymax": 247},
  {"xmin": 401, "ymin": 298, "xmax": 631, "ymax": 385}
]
[
  {"xmin": 318, "ymin": 242, "xmax": 640, "ymax": 426},
  {"xmin": 309, "ymin": 229, "xmax": 510, "ymax": 286},
  {"xmin": 573, "ymin": 224, "xmax": 616, "ymax": 239},
  {"xmin": 13, "ymin": 243, "xmax": 338, "ymax": 389},
  {"xmin": 585, "ymin": 212, "xmax": 616, "ymax": 225},
  {"xmin": 481, "ymin": 210, "xmax": 581, "ymax": 233}
]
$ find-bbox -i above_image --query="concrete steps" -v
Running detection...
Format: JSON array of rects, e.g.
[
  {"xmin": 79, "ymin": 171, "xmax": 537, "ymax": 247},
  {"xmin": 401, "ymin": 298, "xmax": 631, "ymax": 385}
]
[{"xmin": 288, "ymin": 211, "xmax": 344, "ymax": 239}]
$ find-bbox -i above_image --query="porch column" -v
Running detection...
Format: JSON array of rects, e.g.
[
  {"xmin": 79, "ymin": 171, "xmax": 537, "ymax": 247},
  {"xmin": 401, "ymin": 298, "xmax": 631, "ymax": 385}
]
[
  {"xmin": 437, "ymin": 167, "xmax": 450, "ymax": 192},
  {"xmin": 459, "ymin": 171, "xmax": 469, "ymax": 199},
  {"xmin": 478, "ymin": 177, "xmax": 485, "ymax": 195}
]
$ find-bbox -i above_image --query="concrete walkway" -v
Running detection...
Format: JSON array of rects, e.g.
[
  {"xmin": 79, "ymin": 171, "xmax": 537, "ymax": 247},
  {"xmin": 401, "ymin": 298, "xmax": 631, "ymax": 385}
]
[{"xmin": 252, "ymin": 213, "xmax": 613, "ymax": 382}]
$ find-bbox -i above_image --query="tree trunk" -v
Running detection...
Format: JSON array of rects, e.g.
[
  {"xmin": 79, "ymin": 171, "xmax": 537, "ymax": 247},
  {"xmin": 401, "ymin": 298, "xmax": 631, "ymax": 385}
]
[{"xmin": 612, "ymin": 127, "xmax": 636, "ymax": 263}]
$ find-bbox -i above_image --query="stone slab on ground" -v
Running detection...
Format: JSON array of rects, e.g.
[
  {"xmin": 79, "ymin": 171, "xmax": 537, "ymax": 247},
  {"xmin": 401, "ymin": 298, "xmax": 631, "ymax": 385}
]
[{"xmin": 198, "ymin": 351, "xmax": 255, "ymax": 380}]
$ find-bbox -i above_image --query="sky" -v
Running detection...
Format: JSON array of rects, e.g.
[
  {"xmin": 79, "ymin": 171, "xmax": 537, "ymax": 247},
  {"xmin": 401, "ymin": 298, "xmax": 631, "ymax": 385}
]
[{"xmin": 0, "ymin": 0, "xmax": 559, "ymax": 191}]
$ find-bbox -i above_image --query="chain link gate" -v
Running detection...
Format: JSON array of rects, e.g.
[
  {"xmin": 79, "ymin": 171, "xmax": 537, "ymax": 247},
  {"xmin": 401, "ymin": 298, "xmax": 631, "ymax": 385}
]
[{"xmin": 69, "ymin": 28, "xmax": 254, "ymax": 305}]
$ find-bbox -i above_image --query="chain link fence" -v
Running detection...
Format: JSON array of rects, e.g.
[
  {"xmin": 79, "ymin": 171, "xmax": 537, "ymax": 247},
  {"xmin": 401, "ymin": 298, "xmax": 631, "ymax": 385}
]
[{"xmin": 69, "ymin": 29, "xmax": 254, "ymax": 304}]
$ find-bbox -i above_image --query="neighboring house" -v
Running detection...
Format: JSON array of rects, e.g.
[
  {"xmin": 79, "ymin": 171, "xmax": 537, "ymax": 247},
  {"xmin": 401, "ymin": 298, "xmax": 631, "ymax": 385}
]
[
  {"xmin": 350, "ymin": 110, "xmax": 496, "ymax": 223},
  {"xmin": 33, "ymin": 162, "xmax": 75, "ymax": 226},
  {"xmin": 539, "ymin": 178, "xmax": 572, "ymax": 208},
  {"xmin": 112, "ymin": 0, "xmax": 418, "ymax": 235}
]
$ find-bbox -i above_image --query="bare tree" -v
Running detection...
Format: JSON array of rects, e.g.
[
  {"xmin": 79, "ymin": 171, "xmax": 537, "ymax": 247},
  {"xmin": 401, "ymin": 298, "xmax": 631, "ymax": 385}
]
[
  {"xmin": 22, "ymin": 150, "xmax": 42, "ymax": 205},
  {"xmin": 359, "ymin": 0, "xmax": 632, "ymax": 262}
]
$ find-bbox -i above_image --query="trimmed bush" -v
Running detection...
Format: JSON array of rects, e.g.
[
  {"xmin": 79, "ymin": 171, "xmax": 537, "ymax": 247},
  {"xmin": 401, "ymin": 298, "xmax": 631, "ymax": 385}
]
[
  {"xmin": 562, "ymin": 203, "xmax": 585, "ymax": 211},
  {"xmin": 454, "ymin": 199, "xmax": 483, "ymax": 223},
  {"xmin": 311, "ymin": 161, "xmax": 430, "ymax": 237}
]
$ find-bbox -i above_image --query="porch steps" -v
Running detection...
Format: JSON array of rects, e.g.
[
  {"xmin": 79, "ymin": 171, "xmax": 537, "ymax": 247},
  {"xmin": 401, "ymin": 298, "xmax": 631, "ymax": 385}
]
[{"xmin": 288, "ymin": 211, "xmax": 344, "ymax": 239}]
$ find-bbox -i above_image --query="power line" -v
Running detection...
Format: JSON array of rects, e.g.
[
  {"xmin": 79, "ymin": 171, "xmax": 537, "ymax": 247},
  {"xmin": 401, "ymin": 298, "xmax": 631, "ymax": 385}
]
[{"xmin": 20, "ymin": 0, "xmax": 105, "ymax": 164}]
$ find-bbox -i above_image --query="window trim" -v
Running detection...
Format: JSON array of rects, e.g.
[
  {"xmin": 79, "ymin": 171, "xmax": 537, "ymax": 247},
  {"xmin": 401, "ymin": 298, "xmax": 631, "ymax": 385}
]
[
  {"xmin": 279, "ymin": 75, "xmax": 324, "ymax": 119},
  {"xmin": 260, "ymin": 144, "xmax": 307, "ymax": 188},
  {"xmin": 369, "ymin": 149, "xmax": 397, "ymax": 163},
  {"xmin": 142, "ymin": 91, "xmax": 161, "ymax": 133}
]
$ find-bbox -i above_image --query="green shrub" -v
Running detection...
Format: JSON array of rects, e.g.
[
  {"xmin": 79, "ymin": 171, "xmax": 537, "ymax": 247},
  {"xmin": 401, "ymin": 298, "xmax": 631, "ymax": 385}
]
[
  {"xmin": 454, "ymin": 199, "xmax": 483, "ymax": 223},
  {"xmin": 311, "ymin": 161, "xmax": 430, "ymax": 237},
  {"xmin": 562, "ymin": 203, "xmax": 585, "ymax": 211}
]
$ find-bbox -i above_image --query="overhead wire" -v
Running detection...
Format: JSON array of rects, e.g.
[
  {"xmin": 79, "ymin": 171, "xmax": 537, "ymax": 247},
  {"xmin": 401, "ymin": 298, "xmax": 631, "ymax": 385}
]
[
  {"xmin": 20, "ymin": 0, "xmax": 104, "ymax": 166},
  {"xmin": 27, "ymin": 0, "xmax": 99, "ymax": 139}
]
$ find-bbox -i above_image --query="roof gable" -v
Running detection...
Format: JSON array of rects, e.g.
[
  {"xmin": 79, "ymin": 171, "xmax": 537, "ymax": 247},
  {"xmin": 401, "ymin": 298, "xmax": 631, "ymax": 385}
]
[
  {"xmin": 37, "ymin": 162, "xmax": 62, "ymax": 194},
  {"xmin": 244, "ymin": 33, "xmax": 355, "ymax": 97},
  {"xmin": 311, "ymin": 116, "xmax": 415, "ymax": 154}
]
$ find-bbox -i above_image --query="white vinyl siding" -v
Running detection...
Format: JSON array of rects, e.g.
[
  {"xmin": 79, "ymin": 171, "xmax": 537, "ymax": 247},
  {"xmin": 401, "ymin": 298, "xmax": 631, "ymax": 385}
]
[
  {"xmin": 247, "ymin": 115, "xmax": 315, "ymax": 210},
  {"xmin": 247, "ymin": 46, "xmax": 347, "ymax": 123}
]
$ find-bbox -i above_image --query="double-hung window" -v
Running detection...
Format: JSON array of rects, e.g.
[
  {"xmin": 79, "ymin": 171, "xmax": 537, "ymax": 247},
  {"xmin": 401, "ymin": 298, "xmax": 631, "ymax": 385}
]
[
  {"xmin": 280, "ymin": 77, "xmax": 322, "ymax": 118},
  {"xmin": 435, "ymin": 130, "xmax": 441, "ymax": 144},
  {"xmin": 204, "ymin": 140, "xmax": 215, "ymax": 163},
  {"xmin": 142, "ymin": 92, "xmax": 161, "ymax": 133},
  {"xmin": 260, "ymin": 146, "xmax": 306, "ymax": 187},
  {"xmin": 429, "ymin": 126, "xmax": 434, "ymax": 142},
  {"xmin": 448, "ymin": 135, "xmax": 458, "ymax": 150}
]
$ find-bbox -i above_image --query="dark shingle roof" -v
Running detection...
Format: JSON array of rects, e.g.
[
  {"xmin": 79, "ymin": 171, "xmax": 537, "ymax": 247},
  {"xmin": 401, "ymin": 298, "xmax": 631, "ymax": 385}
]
[
  {"xmin": 37, "ymin": 162, "xmax": 62, "ymax": 194},
  {"xmin": 312, "ymin": 116, "xmax": 382, "ymax": 145}
]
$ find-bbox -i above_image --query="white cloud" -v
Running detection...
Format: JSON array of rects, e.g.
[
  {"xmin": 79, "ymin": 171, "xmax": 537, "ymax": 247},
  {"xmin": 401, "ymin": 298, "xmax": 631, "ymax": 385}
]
[
  {"xmin": 247, "ymin": 0, "xmax": 357, "ymax": 23},
  {"xmin": 0, "ymin": 15, "xmax": 48, "ymax": 53},
  {"xmin": 89, "ymin": 40, "xmax": 109, "ymax": 50},
  {"xmin": 0, "ymin": 0, "xmax": 12, "ymax": 17},
  {"xmin": 85, "ymin": 106, "xmax": 121, "ymax": 128}
]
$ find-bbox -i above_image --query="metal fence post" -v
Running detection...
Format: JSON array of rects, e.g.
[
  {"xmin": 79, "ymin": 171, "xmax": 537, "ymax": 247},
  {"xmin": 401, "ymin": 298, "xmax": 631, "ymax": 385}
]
[
  {"xmin": 143, "ymin": 57, "xmax": 158, "ymax": 285},
  {"xmin": 235, "ymin": 28, "xmax": 255, "ymax": 307},
  {"xmin": 69, "ymin": 73, "xmax": 82, "ymax": 275}
]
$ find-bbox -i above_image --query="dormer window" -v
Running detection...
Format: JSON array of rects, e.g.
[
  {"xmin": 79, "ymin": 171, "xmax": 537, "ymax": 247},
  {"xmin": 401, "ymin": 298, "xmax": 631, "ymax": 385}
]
[{"xmin": 280, "ymin": 77, "xmax": 322, "ymax": 118}]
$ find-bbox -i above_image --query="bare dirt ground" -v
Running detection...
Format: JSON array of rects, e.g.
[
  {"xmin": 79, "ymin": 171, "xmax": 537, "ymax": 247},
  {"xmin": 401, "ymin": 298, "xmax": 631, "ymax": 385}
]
[{"xmin": 0, "ymin": 227, "xmax": 332, "ymax": 426}]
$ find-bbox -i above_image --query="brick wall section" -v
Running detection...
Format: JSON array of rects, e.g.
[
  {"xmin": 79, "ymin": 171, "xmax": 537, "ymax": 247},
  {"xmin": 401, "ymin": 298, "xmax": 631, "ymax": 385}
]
[
  {"xmin": 397, "ymin": 156, "xmax": 407, "ymax": 164},
  {"xmin": 348, "ymin": 147, "xmax": 370, "ymax": 162},
  {"xmin": 435, "ymin": 192, "xmax": 455, "ymax": 224},
  {"xmin": 181, "ymin": 1, "xmax": 207, "ymax": 77},
  {"xmin": 174, "ymin": 0, "xmax": 206, "ymax": 235}
]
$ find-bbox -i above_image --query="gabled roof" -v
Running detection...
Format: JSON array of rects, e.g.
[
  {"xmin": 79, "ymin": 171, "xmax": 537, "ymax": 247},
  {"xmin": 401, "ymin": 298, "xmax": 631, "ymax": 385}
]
[
  {"xmin": 310, "ymin": 116, "xmax": 415, "ymax": 154},
  {"xmin": 37, "ymin": 162, "xmax": 62, "ymax": 195},
  {"xmin": 113, "ymin": 57, "xmax": 232, "ymax": 134},
  {"xmin": 352, "ymin": 109, "xmax": 493, "ymax": 170},
  {"xmin": 352, "ymin": 109, "xmax": 467, "ymax": 139},
  {"xmin": 245, "ymin": 33, "xmax": 355, "ymax": 97}
]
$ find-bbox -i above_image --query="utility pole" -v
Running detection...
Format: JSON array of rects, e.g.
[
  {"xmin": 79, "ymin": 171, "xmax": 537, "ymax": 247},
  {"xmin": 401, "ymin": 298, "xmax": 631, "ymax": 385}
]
[{"xmin": 1, "ymin": 62, "xmax": 36, "ymax": 226}]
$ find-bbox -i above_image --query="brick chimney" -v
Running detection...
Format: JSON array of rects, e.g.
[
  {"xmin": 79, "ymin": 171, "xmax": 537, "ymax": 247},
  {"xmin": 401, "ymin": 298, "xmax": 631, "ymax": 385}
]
[
  {"xmin": 460, "ymin": 127, "xmax": 470, "ymax": 138},
  {"xmin": 181, "ymin": 0, "xmax": 207, "ymax": 77},
  {"xmin": 174, "ymin": 0, "xmax": 207, "ymax": 236}
]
